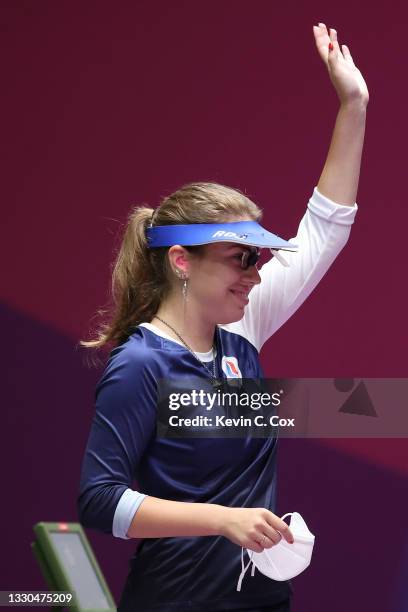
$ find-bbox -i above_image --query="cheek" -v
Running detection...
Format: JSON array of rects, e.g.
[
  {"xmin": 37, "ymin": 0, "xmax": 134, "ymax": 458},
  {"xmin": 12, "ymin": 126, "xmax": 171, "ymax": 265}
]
[
  {"xmin": 192, "ymin": 278, "xmax": 223, "ymax": 300},
  {"xmin": 191, "ymin": 269, "xmax": 241, "ymax": 302},
  {"xmin": 189, "ymin": 256, "xmax": 244, "ymax": 296}
]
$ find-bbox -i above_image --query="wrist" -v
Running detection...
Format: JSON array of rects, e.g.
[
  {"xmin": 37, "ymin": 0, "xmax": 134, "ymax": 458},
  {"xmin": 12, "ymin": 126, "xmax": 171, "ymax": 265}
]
[
  {"xmin": 212, "ymin": 504, "xmax": 229, "ymax": 537},
  {"xmin": 339, "ymin": 97, "xmax": 368, "ymax": 114}
]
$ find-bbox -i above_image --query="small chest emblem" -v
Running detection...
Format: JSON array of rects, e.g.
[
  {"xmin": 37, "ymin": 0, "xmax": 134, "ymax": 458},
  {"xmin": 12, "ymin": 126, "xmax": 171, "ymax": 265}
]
[{"xmin": 221, "ymin": 356, "xmax": 242, "ymax": 378}]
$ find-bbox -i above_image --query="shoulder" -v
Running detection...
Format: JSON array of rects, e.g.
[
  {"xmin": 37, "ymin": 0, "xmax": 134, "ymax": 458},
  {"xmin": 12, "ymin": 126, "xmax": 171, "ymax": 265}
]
[
  {"xmin": 96, "ymin": 327, "xmax": 162, "ymax": 394},
  {"xmin": 217, "ymin": 325, "xmax": 258, "ymax": 355}
]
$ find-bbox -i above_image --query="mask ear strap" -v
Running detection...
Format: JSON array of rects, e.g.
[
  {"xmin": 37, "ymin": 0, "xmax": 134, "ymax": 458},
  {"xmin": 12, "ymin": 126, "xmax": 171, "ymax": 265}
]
[
  {"xmin": 270, "ymin": 249, "xmax": 290, "ymax": 267},
  {"xmin": 275, "ymin": 512, "xmax": 293, "ymax": 540},
  {"xmin": 236, "ymin": 548, "xmax": 255, "ymax": 592}
]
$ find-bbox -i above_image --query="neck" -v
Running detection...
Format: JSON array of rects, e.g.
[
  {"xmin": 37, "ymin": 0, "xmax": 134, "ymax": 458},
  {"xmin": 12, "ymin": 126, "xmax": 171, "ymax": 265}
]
[{"xmin": 152, "ymin": 293, "xmax": 216, "ymax": 353}]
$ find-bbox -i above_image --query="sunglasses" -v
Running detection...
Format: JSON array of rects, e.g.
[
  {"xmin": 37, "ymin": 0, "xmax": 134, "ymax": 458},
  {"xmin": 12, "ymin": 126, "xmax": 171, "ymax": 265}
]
[{"xmin": 241, "ymin": 247, "xmax": 261, "ymax": 270}]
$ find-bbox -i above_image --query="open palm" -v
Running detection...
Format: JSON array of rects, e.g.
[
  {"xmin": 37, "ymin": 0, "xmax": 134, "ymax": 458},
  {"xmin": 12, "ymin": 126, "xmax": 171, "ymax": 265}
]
[{"xmin": 313, "ymin": 23, "xmax": 369, "ymax": 106}]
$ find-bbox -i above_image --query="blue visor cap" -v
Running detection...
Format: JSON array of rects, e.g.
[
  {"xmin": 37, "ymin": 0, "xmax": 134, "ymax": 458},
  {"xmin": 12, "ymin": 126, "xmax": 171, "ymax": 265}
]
[{"xmin": 146, "ymin": 221, "xmax": 298, "ymax": 251}]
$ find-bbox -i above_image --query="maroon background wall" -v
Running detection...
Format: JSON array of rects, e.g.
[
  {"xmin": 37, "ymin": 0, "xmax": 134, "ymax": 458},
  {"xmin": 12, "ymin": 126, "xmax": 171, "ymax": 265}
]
[{"xmin": 2, "ymin": 1, "xmax": 408, "ymax": 610}]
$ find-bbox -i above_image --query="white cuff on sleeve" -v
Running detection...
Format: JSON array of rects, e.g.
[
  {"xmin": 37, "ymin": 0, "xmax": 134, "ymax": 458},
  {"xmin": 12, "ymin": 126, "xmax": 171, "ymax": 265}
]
[
  {"xmin": 308, "ymin": 186, "xmax": 358, "ymax": 225},
  {"xmin": 113, "ymin": 488, "xmax": 147, "ymax": 540}
]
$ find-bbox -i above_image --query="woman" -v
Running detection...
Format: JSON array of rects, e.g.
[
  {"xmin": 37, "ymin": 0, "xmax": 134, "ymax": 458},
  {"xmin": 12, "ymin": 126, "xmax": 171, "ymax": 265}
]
[{"xmin": 78, "ymin": 24, "xmax": 368, "ymax": 611}]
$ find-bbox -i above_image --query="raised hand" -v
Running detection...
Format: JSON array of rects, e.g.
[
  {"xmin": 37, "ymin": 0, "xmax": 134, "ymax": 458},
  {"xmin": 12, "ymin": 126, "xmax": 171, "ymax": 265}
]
[{"xmin": 313, "ymin": 23, "xmax": 369, "ymax": 107}]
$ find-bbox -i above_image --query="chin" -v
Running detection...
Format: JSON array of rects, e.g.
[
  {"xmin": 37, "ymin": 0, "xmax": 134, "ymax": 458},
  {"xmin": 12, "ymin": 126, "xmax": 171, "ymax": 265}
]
[{"xmin": 216, "ymin": 310, "xmax": 246, "ymax": 325}]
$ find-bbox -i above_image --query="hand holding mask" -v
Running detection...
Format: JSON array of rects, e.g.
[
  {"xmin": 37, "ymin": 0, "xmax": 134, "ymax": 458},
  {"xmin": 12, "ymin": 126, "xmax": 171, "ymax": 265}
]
[{"xmin": 237, "ymin": 512, "xmax": 315, "ymax": 591}]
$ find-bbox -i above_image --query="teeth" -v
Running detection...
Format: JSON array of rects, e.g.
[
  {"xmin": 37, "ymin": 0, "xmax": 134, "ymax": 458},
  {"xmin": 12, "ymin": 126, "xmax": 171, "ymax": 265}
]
[{"xmin": 232, "ymin": 290, "xmax": 248, "ymax": 297}]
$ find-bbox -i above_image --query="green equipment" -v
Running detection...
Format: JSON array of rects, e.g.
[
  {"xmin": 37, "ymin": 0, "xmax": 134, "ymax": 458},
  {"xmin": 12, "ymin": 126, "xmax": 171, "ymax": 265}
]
[{"xmin": 31, "ymin": 522, "xmax": 116, "ymax": 611}]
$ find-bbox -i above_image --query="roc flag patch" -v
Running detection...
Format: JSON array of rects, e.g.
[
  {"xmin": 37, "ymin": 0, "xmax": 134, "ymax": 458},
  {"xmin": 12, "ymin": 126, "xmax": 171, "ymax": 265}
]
[{"xmin": 221, "ymin": 356, "xmax": 242, "ymax": 378}]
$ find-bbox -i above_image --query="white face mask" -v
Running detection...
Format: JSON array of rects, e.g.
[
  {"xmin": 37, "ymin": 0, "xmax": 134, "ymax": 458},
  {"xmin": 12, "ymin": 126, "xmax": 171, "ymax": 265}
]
[{"xmin": 237, "ymin": 512, "xmax": 315, "ymax": 591}]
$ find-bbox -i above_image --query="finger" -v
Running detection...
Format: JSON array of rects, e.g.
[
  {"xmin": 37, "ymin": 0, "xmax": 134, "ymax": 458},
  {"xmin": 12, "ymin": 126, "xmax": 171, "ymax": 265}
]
[
  {"xmin": 267, "ymin": 513, "xmax": 295, "ymax": 543},
  {"xmin": 248, "ymin": 540, "xmax": 265, "ymax": 553},
  {"xmin": 276, "ymin": 521, "xmax": 294, "ymax": 543},
  {"xmin": 316, "ymin": 22, "xmax": 330, "ymax": 43},
  {"xmin": 341, "ymin": 44, "xmax": 356, "ymax": 65},
  {"xmin": 259, "ymin": 526, "xmax": 282, "ymax": 546},
  {"xmin": 329, "ymin": 27, "xmax": 343, "ymax": 59},
  {"xmin": 312, "ymin": 24, "xmax": 328, "ymax": 61},
  {"xmin": 259, "ymin": 531, "xmax": 282, "ymax": 548},
  {"xmin": 313, "ymin": 23, "xmax": 327, "ymax": 38},
  {"xmin": 329, "ymin": 27, "xmax": 338, "ymax": 43}
]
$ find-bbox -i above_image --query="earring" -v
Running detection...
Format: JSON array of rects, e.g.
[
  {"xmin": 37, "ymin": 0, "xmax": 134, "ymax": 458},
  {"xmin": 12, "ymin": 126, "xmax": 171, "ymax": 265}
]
[
  {"xmin": 175, "ymin": 268, "xmax": 188, "ymax": 302},
  {"xmin": 182, "ymin": 277, "xmax": 188, "ymax": 301}
]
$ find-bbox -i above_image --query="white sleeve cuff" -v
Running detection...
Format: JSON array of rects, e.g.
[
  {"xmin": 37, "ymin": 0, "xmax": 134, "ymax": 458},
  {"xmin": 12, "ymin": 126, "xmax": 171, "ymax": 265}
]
[
  {"xmin": 112, "ymin": 488, "xmax": 147, "ymax": 540},
  {"xmin": 308, "ymin": 186, "xmax": 358, "ymax": 225}
]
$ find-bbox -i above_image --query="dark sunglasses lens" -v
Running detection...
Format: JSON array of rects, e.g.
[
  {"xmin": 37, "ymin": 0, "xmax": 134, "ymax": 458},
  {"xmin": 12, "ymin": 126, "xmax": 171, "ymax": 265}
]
[{"xmin": 242, "ymin": 249, "xmax": 260, "ymax": 269}]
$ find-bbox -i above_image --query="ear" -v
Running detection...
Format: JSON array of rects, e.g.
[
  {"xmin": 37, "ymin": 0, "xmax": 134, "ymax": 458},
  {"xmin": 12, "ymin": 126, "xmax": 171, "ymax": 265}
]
[{"xmin": 168, "ymin": 245, "xmax": 190, "ymax": 275}]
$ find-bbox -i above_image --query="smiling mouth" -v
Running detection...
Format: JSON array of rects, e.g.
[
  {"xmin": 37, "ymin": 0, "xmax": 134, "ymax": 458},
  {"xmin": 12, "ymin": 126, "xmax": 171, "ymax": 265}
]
[{"xmin": 229, "ymin": 289, "xmax": 250, "ymax": 304}]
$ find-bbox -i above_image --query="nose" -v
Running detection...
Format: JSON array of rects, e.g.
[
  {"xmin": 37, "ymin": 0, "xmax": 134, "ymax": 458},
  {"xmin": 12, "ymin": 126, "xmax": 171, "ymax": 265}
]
[{"xmin": 243, "ymin": 263, "xmax": 261, "ymax": 286}]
